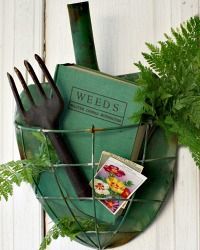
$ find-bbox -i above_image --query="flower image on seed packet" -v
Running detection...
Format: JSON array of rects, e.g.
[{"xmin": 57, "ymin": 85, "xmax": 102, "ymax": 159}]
[{"xmin": 91, "ymin": 156, "xmax": 147, "ymax": 214}]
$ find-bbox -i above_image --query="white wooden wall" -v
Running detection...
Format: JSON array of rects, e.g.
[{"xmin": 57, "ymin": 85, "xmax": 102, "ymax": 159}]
[{"xmin": 0, "ymin": 1, "xmax": 200, "ymax": 250}]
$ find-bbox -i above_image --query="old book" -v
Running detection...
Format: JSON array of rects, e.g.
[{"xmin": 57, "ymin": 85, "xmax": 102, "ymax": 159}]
[
  {"xmin": 131, "ymin": 124, "xmax": 147, "ymax": 161},
  {"xmin": 54, "ymin": 63, "xmax": 143, "ymax": 164},
  {"xmin": 53, "ymin": 64, "xmax": 144, "ymax": 224}
]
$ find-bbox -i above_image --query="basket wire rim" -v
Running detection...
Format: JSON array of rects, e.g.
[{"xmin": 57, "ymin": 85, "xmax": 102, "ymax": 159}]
[{"xmin": 17, "ymin": 122, "xmax": 176, "ymax": 249}]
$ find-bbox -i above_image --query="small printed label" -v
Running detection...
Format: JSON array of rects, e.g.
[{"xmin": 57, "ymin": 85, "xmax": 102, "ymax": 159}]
[
  {"xmin": 90, "ymin": 155, "xmax": 147, "ymax": 215},
  {"xmin": 68, "ymin": 87, "xmax": 127, "ymax": 125}
]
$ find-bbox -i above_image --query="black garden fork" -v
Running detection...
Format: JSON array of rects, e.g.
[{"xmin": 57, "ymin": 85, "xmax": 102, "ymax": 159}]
[{"xmin": 7, "ymin": 54, "xmax": 92, "ymax": 197}]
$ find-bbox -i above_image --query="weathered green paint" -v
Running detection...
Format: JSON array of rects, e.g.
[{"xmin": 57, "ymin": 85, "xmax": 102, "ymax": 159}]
[
  {"xmin": 74, "ymin": 127, "xmax": 177, "ymax": 248},
  {"xmin": 68, "ymin": 2, "xmax": 99, "ymax": 70},
  {"xmin": 15, "ymin": 88, "xmax": 177, "ymax": 248},
  {"xmin": 13, "ymin": 2, "xmax": 178, "ymax": 248}
]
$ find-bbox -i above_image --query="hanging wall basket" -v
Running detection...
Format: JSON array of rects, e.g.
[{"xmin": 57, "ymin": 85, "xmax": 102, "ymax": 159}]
[
  {"xmin": 14, "ymin": 2, "xmax": 177, "ymax": 249},
  {"xmin": 15, "ymin": 109, "xmax": 177, "ymax": 249}
]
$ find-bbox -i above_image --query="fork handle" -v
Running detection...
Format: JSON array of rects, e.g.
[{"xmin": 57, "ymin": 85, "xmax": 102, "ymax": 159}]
[{"xmin": 47, "ymin": 132, "xmax": 92, "ymax": 197}]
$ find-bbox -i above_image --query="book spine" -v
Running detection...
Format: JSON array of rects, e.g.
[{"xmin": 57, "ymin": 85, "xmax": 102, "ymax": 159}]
[{"xmin": 68, "ymin": 2, "xmax": 99, "ymax": 70}]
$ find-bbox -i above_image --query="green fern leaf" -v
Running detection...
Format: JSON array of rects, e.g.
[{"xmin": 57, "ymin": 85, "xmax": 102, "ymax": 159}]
[
  {"xmin": 39, "ymin": 217, "xmax": 108, "ymax": 250},
  {"xmin": 135, "ymin": 15, "xmax": 200, "ymax": 168}
]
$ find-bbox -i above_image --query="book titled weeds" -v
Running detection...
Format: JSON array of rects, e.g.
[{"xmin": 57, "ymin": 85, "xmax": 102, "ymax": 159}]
[
  {"xmin": 53, "ymin": 64, "xmax": 144, "ymax": 223},
  {"xmin": 54, "ymin": 64, "xmax": 143, "ymax": 164}
]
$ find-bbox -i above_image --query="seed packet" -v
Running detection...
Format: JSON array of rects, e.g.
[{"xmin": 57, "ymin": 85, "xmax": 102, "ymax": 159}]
[
  {"xmin": 98, "ymin": 151, "xmax": 144, "ymax": 173},
  {"xmin": 91, "ymin": 154, "xmax": 147, "ymax": 214}
]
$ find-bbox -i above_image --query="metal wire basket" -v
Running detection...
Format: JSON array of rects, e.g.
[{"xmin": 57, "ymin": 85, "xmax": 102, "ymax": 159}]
[{"xmin": 15, "ymin": 122, "xmax": 177, "ymax": 249}]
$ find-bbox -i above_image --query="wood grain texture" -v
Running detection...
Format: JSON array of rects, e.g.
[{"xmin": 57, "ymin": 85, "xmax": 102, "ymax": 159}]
[
  {"xmin": 0, "ymin": 1, "xmax": 15, "ymax": 249},
  {"xmin": 0, "ymin": 0, "xmax": 200, "ymax": 250},
  {"xmin": 0, "ymin": 1, "xmax": 44, "ymax": 250},
  {"xmin": 171, "ymin": 2, "xmax": 200, "ymax": 250}
]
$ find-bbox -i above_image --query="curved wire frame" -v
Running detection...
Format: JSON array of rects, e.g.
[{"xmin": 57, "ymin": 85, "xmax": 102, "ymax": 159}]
[{"xmin": 16, "ymin": 122, "xmax": 176, "ymax": 249}]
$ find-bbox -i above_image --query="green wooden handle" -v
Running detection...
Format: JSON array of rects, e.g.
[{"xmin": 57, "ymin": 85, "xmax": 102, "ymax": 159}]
[{"xmin": 68, "ymin": 2, "xmax": 99, "ymax": 70}]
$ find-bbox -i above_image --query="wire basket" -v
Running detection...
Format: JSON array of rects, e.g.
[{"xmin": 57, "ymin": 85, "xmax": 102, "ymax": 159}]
[{"xmin": 15, "ymin": 122, "xmax": 177, "ymax": 249}]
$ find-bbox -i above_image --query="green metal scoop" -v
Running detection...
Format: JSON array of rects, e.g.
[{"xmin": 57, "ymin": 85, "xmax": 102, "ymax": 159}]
[{"xmin": 14, "ymin": 1, "xmax": 177, "ymax": 248}]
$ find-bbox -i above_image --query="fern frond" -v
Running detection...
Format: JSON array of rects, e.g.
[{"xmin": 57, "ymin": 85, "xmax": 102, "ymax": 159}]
[
  {"xmin": 135, "ymin": 15, "xmax": 200, "ymax": 167},
  {"xmin": 0, "ymin": 160, "xmax": 33, "ymax": 201},
  {"xmin": 39, "ymin": 217, "xmax": 108, "ymax": 250},
  {"xmin": 0, "ymin": 132, "xmax": 59, "ymax": 201},
  {"xmin": 145, "ymin": 42, "xmax": 160, "ymax": 53}
]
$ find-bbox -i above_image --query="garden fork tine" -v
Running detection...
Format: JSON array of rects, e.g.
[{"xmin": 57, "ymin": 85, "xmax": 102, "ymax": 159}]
[
  {"xmin": 34, "ymin": 54, "xmax": 63, "ymax": 101},
  {"xmin": 7, "ymin": 73, "xmax": 25, "ymax": 114},
  {"xmin": 14, "ymin": 67, "xmax": 35, "ymax": 105},
  {"xmin": 7, "ymin": 56, "xmax": 92, "ymax": 198},
  {"xmin": 24, "ymin": 60, "xmax": 47, "ymax": 98}
]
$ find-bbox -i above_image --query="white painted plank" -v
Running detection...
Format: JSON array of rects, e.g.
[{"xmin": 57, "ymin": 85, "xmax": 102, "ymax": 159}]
[
  {"xmin": 0, "ymin": 0, "xmax": 44, "ymax": 250},
  {"xmin": 0, "ymin": 0, "xmax": 199, "ymax": 250},
  {"xmin": 88, "ymin": 0, "xmax": 156, "ymax": 75},
  {"xmin": 0, "ymin": 0, "xmax": 3, "ymax": 247},
  {"xmin": 13, "ymin": 0, "xmax": 44, "ymax": 249},
  {"xmin": 153, "ymin": 0, "xmax": 172, "ymax": 42},
  {"xmin": 45, "ymin": 0, "xmax": 75, "ymax": 74},
  {"xmin": 0, "ymin": 1, "xmax": 16, "ymax": 249},
  {"xmin": 174, "ymin": 148, "xmax": 199, "ymax": 250},
  {"xmin": 180, "ymin": 0, "xmax": 199, "ymax": 20},
  {"xmin": 171, "ymin": 1, "xmax": 200, "ymax": 250}
]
